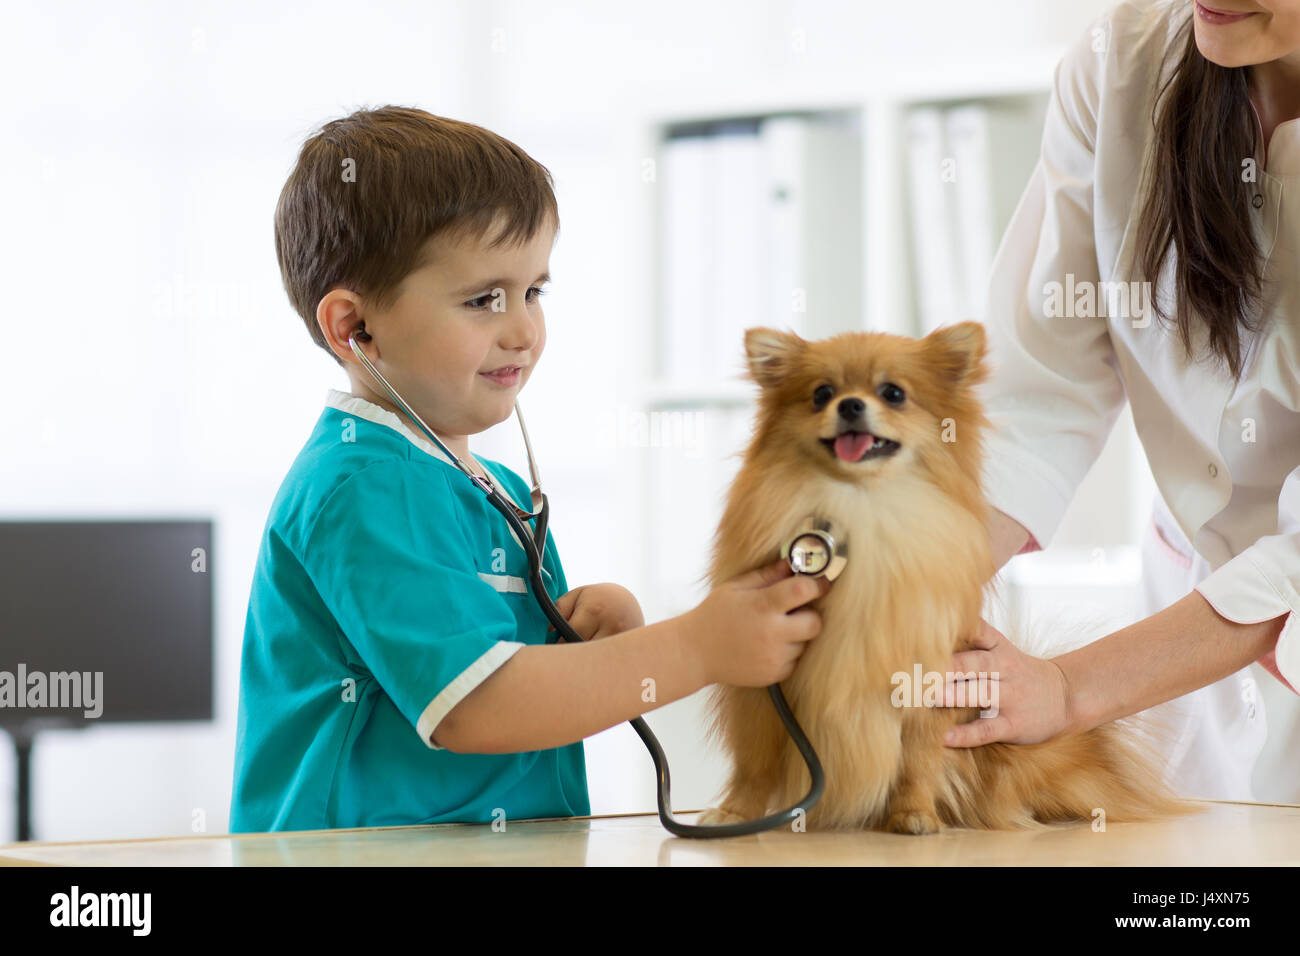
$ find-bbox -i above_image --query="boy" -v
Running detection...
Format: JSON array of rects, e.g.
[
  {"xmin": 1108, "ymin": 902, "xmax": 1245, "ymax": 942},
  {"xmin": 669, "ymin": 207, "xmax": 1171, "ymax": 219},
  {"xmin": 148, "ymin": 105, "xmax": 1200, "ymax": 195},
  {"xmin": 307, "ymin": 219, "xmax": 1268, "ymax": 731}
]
[{"xmin": 230, "ymin": 106, "xmax": 828, "ymax": 833}]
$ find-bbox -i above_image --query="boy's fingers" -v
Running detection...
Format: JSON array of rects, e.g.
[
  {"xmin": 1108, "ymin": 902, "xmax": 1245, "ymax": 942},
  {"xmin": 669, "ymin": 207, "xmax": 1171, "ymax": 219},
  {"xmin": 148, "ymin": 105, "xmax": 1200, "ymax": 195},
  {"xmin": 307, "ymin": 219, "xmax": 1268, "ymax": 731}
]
[
  {"xmin": 782, "ymin": 607, "xmax": 823, "ymax": 642},
  {"xmin": 559, "ymin": 608, "xmax": 595, "ymax": 639},
  {"xmin": 555, "ymin": 588, "xmax": 581, "ymax": 617},
  {"xmin": 564, "ymin": 606, "xmax": 597, "ymax": 641},
  {"xmin": 731, "ymin": 559, "xmax": 793, "ymax": 590},
  {"xmin": 768, "ymin": 572, "xmax": 830, "ymax": 612}
]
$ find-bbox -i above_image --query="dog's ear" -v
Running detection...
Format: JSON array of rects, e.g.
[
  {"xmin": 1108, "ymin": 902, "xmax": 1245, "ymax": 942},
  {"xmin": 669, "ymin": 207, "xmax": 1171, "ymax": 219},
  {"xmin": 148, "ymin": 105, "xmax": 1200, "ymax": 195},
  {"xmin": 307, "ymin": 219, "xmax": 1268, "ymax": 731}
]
[
  {"xmin": 922, "ymin": 321, "xmax": 988, "ymax": 388},
  {"xmin": 744, "ymin": 327, "xmax": 805, "ymax": 388}
]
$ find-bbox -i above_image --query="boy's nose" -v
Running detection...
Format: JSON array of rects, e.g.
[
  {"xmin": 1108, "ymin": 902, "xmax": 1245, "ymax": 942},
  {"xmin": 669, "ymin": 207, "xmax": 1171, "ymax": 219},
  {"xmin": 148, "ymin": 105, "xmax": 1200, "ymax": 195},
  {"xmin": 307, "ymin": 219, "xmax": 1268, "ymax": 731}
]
[{"xmin": 502, "ymin": 303, "xmax": 540, "ymax": 350}]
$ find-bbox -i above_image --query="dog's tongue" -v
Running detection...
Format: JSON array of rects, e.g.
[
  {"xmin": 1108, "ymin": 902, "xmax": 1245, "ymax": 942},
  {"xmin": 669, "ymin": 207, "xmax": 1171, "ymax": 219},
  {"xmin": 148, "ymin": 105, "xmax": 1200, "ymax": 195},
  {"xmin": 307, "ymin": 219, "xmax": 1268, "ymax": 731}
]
[{"xmin": 834, "ymin": 432, "xmax": 875, "ymax": 462}]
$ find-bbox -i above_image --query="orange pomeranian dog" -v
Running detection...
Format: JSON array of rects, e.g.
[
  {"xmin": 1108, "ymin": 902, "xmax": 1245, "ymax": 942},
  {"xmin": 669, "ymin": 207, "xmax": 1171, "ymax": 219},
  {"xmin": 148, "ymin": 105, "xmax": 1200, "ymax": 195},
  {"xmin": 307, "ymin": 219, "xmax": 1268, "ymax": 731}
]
[{"xmin": 697, "ymin": 321, "xmax": 1199, "ymax": 833}]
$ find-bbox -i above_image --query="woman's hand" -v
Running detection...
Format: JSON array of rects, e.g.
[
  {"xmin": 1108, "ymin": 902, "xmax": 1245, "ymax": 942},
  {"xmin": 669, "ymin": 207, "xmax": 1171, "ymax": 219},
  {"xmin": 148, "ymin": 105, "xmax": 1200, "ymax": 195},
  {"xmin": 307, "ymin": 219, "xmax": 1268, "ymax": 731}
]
[
  {"xmin": 940, "ymin": 618, "xmax": 1075, "ymax": 747},
  {"xmin": 551, "ymin": 583, "xmax": 645, "ymax": 641}
]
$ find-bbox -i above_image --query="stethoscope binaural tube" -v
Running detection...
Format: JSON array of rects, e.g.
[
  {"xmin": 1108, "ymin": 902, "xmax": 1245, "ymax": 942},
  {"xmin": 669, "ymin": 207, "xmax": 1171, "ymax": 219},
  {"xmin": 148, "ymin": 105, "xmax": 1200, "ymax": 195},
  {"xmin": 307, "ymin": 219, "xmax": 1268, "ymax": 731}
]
[
  {"xmin": 346, "ymin": 332, "xmax": 825, "ymax": 838},
  {"xmin": 347, "ymin": 333, "xmax": 545, "ymax": 517}
]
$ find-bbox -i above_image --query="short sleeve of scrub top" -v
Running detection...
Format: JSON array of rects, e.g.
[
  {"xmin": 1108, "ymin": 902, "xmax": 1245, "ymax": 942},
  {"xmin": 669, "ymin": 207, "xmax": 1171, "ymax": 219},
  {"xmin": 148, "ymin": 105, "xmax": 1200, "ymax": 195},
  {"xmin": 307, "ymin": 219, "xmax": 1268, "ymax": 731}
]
[{"xmin": 301, "ymin": 454, "xmax": 565, "ymax": 752}]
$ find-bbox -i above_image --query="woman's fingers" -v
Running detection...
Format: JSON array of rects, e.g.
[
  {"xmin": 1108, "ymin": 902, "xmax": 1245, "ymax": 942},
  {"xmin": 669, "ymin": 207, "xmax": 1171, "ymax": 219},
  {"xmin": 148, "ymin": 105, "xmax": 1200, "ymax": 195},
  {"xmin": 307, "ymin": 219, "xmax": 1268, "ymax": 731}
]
[
  {"xmin": 966, "ymin": 618, "xmax": 1004, "ymax": 650},
  {"xmin": 939, "ymin": 637, "xmax": 1073, "ymax": 745},
  {"xmin": 939, "ymin": 670, "xmax": 1000, "ymax": 708},
  {"xmin": 944, "ymin": 712, "xmax": 1011, "ymax": 747},
  {"xmin": 939, "ymin": 648, "xmax": 1002, "ymax": 707},
  {"xmin": 949, "ymin": 649, "xmax": 995, "ymax": 675}
]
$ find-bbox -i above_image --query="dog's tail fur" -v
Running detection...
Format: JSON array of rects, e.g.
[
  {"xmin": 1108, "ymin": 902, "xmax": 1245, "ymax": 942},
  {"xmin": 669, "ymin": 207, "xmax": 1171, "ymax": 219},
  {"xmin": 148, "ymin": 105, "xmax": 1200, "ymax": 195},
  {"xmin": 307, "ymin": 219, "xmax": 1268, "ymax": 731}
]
[{"xmin": 938, "ymin": 721, "xmax": 1201, "ymax": 830}]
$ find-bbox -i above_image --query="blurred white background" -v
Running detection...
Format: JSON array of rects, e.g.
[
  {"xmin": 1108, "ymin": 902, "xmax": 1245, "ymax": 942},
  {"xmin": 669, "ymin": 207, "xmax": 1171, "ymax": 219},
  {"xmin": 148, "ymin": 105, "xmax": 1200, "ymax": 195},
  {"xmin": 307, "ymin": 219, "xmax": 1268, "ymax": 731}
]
[{"xmin": 2, "ymin": 0, "xmax": 1292, "ymax": 844}]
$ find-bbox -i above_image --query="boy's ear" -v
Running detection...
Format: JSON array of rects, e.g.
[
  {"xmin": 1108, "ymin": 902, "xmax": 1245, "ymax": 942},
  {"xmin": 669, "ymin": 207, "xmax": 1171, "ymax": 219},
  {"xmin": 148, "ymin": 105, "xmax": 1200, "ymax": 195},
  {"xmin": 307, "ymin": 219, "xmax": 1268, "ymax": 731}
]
[
  {"xmin": 744, "ymin": 327, "xmax": 806, "ymax": 388},
  {"xmin": 922, "ymin": 321, "xmax": 988, "ymax": 388}
]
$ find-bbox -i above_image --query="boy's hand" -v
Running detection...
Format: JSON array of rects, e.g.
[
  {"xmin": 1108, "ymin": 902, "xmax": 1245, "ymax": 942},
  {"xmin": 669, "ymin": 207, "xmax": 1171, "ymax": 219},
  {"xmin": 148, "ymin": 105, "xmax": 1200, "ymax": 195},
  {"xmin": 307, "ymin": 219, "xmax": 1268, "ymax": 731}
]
[
  {"xmin": 683, "ymin": 560, "xmax": 830, "ymax": 687},
  {"xmin": 551, "ymin": 583, "xmax": 645, "ymax": 642}
]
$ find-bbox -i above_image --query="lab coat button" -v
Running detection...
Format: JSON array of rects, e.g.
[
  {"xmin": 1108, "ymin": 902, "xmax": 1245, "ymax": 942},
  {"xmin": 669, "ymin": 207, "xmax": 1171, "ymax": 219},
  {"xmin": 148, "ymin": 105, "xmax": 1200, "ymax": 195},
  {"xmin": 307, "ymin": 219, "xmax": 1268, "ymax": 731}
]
[
  {"xmin": 1252, "ymin": 193, "xmax": 1264, "ymax": 209},
  {"xmin": 1208, "ymin": 463, "xmax": 1218, "ymax": 478}
]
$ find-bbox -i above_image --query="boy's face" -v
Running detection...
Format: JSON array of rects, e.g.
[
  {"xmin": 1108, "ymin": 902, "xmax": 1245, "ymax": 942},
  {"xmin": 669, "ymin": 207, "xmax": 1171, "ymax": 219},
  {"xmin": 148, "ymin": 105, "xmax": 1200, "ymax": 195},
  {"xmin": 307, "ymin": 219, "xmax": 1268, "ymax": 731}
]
[{"xmin": 340, "ymin": 215, "xmax": 554, "ymax": 455}]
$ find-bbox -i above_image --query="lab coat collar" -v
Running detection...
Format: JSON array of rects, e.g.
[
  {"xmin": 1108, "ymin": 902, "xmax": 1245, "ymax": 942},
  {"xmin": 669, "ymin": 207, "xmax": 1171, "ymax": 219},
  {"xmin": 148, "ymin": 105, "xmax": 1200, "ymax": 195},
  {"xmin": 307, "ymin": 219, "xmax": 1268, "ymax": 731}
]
[
  {"xmin": 1249, "ymin": 96, "xmax": 1300, "ymax": 177},
  {"xmin": 1266, "ymin": 121, "xmax": 1300, "ymax": 178}
]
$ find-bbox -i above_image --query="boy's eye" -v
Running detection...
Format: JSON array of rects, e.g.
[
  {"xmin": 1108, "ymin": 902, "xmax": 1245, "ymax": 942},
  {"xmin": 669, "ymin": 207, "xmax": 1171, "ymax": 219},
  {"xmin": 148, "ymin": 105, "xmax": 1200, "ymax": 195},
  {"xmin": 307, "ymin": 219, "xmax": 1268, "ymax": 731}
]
[
  {"xmin": 464, "ymin": 287, "xmax": 547, "ymax": 310},
  {"xmin": 813, "ymin": 384, "xmax": 834, "ymax": 408},
  {"xmin": 878, "ymin": 382, "xmax": 906, "ymax": 405}
]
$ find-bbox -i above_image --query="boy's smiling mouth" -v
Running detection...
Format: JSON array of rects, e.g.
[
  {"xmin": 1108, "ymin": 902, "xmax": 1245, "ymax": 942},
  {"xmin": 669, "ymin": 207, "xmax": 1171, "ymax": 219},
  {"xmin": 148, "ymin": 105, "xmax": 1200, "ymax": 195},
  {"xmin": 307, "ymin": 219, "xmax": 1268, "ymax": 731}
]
[{"xmin": 480, "ymin": 364, "xmax": 524, "ymax": 386}]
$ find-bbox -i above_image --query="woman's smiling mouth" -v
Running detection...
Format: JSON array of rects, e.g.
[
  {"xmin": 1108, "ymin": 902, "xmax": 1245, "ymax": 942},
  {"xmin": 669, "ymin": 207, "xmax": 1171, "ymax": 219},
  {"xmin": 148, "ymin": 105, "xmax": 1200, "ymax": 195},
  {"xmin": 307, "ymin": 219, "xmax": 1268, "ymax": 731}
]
[{"xmin": 1194, "ymin": 1, "xmax": 1256, "ymax": 25}]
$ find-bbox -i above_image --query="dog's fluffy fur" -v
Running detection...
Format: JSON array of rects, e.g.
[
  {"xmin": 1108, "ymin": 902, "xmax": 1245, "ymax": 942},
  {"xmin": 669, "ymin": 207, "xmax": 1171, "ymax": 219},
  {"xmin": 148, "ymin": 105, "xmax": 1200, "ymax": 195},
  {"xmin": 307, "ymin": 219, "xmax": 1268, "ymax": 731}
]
[{"xmin": 697, "ymin": 322, "xmax": 1198, "ymax": 833}]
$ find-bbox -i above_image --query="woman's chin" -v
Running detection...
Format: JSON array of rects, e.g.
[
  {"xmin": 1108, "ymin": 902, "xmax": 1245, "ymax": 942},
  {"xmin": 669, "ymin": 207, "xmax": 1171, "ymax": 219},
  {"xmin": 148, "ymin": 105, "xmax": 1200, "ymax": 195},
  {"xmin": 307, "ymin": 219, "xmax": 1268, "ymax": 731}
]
[{"xmin": 1194, "ymin": 25, "xmax": 1270, "ymax": 68}]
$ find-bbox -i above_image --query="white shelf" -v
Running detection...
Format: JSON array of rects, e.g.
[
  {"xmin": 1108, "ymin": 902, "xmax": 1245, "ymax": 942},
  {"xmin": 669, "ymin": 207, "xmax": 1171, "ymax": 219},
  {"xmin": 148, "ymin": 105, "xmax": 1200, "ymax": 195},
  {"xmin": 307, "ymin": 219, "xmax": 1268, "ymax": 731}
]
[
  {"xmin": 642, "ymin": 379, "xmax": 757, "ymax": 408},
  {"xmin": 635, "ymin": 48, "xmax": 1063, "ymax": 125}
]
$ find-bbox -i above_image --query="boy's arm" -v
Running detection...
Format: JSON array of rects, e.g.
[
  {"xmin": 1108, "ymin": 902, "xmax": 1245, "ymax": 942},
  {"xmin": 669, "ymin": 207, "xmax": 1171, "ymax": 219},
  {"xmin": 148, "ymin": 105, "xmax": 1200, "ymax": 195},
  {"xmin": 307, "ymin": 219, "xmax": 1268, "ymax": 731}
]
[{"xmin": 433, "ymin": 616, "xmax": 702, "ymax": 754}]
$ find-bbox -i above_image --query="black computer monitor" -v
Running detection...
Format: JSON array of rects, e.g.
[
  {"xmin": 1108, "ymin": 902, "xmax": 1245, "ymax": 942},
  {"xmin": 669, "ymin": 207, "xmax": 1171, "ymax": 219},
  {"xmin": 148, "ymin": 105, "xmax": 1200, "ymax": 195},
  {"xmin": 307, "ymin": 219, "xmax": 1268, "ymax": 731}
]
[
  {"xmin": 0, "ymin": 519, "xmax": 213, "ymax": 727},
  {"xmin": 0, "ymin": 519, "xmax": 214, "ymax": 840}
]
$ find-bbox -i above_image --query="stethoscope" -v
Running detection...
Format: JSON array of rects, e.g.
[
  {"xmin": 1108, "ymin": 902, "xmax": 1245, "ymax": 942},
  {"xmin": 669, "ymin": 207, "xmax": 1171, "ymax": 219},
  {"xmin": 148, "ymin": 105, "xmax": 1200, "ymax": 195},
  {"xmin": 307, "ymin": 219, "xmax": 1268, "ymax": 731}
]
[{"xmin": 348, "ymin": 332, "xmax": 839, "ymax": 838}]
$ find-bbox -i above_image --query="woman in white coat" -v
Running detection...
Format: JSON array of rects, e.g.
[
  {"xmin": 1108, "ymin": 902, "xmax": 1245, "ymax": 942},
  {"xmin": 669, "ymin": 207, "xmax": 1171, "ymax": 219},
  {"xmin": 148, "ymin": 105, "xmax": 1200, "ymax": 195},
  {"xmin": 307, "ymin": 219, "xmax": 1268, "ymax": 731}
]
[{"xmin": 945, "ymin": 0, "xmax": 1299, "ymax": 803}]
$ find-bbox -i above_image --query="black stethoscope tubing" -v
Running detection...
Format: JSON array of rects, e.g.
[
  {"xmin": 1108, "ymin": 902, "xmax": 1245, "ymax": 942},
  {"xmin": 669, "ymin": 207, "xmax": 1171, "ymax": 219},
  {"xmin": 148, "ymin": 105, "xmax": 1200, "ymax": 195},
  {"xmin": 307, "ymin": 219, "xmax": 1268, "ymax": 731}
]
[{"xmin": 487, "ymin": 489, "xmax": 826, "ymax": 838}]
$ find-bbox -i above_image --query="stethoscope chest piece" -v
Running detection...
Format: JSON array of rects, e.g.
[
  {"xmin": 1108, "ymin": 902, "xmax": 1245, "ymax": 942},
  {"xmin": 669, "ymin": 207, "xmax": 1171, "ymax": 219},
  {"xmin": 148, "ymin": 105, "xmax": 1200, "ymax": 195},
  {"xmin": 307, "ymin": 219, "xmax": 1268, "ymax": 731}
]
[{"xmin": 781, "ymin": 516, "xmax": 848, "ymax": 581}]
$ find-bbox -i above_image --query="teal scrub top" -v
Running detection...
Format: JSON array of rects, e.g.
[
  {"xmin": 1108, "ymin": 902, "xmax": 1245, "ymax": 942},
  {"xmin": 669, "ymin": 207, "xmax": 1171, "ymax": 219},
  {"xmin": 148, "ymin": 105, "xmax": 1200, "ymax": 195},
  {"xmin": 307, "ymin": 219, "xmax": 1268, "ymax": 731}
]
[{"xmin": 230, "ymin": 390, "xmax": 590, "ymax": 833}]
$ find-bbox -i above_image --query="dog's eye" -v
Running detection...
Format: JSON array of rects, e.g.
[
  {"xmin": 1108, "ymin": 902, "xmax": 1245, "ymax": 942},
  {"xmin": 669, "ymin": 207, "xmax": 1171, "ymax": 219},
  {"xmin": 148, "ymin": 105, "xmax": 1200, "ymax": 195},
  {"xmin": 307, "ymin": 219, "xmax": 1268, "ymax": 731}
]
[
  {"xmin": 879, "ymin": 382, "xmax": 906, "ymax": 405},
  {"xmin": 812, "ymin": 384, "xmax": 834, "ymax": 408}
]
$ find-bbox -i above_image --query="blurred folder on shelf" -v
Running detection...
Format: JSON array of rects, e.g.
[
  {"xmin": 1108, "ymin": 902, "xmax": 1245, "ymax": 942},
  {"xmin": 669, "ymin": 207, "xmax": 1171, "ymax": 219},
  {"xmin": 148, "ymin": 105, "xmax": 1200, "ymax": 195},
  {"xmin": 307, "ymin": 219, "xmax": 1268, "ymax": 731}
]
[
  {"xmin": 657, "ymin": 114, "xmax": 862, "ymax": 384},
  {"xmin": 905, "ymin": 97, "xmax": 1046, "ymax": 334}
]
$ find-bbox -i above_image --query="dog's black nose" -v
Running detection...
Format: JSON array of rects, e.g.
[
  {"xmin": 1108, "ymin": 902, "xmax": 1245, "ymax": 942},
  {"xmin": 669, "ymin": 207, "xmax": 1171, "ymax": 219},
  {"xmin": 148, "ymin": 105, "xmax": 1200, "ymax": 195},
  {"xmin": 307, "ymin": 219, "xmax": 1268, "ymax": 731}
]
[{"xmin": 837, "ymin": 397, "xmax": 865, "ymax": 421}]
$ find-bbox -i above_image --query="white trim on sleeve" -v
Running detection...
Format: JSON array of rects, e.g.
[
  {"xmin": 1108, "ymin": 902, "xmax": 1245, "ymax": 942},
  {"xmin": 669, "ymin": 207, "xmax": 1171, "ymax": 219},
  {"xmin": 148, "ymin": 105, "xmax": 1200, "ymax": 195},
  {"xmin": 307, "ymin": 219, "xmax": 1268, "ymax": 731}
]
[
  {"xmin": 1195, "ymin": 547, "xmax": 1300, "ymax": 691},
  {"xmin": 417, "ymin": 641, "xmax": 529, "ymax": 751}
]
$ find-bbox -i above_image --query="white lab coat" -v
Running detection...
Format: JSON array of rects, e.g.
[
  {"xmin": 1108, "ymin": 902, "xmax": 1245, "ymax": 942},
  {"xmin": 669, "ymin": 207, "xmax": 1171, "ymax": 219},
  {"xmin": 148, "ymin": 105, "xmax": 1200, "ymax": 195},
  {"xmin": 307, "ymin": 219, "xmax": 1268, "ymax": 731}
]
[{"xmin": 978, "ymin": 0, "xmax": 1299, "ymax": 800}]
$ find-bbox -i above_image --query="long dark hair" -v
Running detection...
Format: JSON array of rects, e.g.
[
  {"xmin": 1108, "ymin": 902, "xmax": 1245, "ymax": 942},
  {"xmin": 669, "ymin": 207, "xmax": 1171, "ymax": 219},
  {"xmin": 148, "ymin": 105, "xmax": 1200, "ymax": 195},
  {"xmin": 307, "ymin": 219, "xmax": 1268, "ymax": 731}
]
[{"xmin": 1135, "ymin": 12, "xmax": 1263, "ymax": 380}]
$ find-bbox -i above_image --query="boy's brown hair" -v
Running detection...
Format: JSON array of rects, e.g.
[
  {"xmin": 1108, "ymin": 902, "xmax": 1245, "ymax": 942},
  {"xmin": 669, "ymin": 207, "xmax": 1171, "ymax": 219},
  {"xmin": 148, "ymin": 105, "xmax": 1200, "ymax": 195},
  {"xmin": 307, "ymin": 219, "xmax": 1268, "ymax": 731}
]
[{"xmin": 274, "ymin": 105, "xmax": 559, "ymax": 366}]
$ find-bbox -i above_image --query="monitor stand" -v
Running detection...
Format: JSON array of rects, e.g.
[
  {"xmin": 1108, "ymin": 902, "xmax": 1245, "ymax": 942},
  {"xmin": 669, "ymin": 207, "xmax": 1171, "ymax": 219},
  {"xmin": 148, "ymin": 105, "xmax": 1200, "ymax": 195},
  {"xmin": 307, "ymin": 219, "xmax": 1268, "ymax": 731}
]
[{"xmin": 2, "ymin": 726, "xmax": 33, "ymax": 842}]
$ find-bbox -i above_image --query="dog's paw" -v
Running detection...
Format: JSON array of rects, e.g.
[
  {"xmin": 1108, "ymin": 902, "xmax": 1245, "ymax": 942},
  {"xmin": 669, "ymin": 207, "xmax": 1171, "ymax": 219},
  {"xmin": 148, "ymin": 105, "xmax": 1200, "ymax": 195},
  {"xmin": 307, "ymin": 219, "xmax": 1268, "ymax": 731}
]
[
  {"xmin": 886, "ymin": 809, "xmax": 942, "ymax": 835},
  {"xmin": 695, "ymin": 806, "xmax": 749, "ymax": 827}
]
